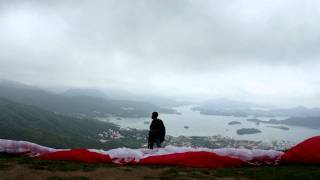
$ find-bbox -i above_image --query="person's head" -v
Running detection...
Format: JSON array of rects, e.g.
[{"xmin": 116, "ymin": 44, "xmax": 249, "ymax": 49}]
[{"xmin": 151, "ymin": 112, "xmax": 158, "ymax": 119}]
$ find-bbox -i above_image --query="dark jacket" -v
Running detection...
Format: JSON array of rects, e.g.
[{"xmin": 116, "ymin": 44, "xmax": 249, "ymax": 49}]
[{"xmin": 149, "ymin": 119, "xmax": 166, "ymax": 143}]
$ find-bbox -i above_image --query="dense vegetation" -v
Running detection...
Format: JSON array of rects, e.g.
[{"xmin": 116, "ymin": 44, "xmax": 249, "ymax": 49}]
[{"xmin": 0, "ymin": 98, "xmax": 147, "ymax": 149}]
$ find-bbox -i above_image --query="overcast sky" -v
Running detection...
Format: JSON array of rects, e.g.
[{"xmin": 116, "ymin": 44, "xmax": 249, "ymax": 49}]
[{"xmin": 0, "ymin": 0, "xmax": 320, "ymax": 107}]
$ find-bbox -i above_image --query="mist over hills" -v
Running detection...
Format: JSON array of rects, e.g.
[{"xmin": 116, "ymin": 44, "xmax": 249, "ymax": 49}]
[
  {"xmin": 199, "ymin": 99, "xmax": 268, "ymax": 110},
  {"xmin": 191, "ymin": 99, "xmax": 320, "ymax": 129},
  {"xmin": 193, "ymin": 99, "xmax": 320, "ymax": 118},
  {"xmin": 0, "ymin": 80, "xmax": 180, "ymax": 118},
  {"xmin": 0, "ymin": 98, "xmax": 148, "ymax": 149},
  {"xmin": 247, "ymin": 117, "xmax": 320, "ymax": 129},
  {"xmin": 0, "ymin": 97, "xmax": 270, "ymax": 150},
  {"xmin": 1, "ymin": 79, "xmax": 320, "ymax": 135},
  {"xmin": 63, "ymin": 88, "xmax": 109, "ymax": 99},
  {"xmin": 63, "ymin": 88, "xmax": 191, "ymax": 108}
]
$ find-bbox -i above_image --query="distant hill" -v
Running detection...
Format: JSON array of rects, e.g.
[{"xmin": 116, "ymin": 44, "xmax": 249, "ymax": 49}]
[
  {"xmin": 0, "ymin": 98, "xmax": 147, "ymax": 149},
  {"xmin": 247, "ymin": 117, "xmax": 320, "ymax": 129},
  {"xmin": 63, "ymin": 88, "xmax": 109, "ymax": 99},
  {"xmin": 282, "ymin": 116, "xmax": 320, "ymax": 128},
  {"xmin": 0, "ymin": 81, "xmax": 179, "ymax": 118},
  {"xmin": 199, "ymin": 99, "xmax": 265, "ymax": 110},
  {"xmin": 269, "ymin": 106, "xmax": 320, "ymax": 117},
  {"xmin": 193, "ymin": 99, "xmax": 320, "ymax": 118},
  {"xmin": 84, "ymin": 87, "xmax": 191, "ymax": 107}
]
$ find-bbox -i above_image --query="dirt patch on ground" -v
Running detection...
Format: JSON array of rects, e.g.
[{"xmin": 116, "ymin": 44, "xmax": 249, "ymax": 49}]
[
  {"xmin": 0, "ymin": 163, "xmax": 249, "ymax": 180},
  {"xmin": 0, "ymin": 165, "xmax": 171, "ymax": 180}
]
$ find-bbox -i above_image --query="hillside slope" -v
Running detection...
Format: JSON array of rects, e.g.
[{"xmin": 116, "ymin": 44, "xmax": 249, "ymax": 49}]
[
  {"xmin": 0, "ymin": 81, "xmax": 177, "ymax": 118},
  {"xmin": 0, "ymin": 98, "xmax": 147, "ymax": 149}
]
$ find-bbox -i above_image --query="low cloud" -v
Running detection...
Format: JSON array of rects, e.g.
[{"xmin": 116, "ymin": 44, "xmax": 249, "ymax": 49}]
[{"xmin": 1, "ymin": 0, "xmax": 320, "ymax": 106}]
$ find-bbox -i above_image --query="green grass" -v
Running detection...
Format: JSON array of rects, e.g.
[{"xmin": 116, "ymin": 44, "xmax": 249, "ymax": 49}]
[
  {"xmin": 0, "ymin": 153, "xmax": 116, "ymax": 172},
  {"xmin": 159, "ymin": 165, "xmax": 320, "ymax": 180},
  {"xmin": 1, "ymin": 153, "xmax": 320, "ymax": 179},
  {"xmin": 0, "ymin": 98, "xmax": 148, "ymax": 150},
  {"xmin": 47, "ymin": 176, "xmax": 90, "ymax": 180}
]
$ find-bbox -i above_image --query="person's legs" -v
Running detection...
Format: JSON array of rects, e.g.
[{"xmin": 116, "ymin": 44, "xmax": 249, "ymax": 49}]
[
  {"xmin": 155, "ymin": 138, "xmax": 161, "ymax": 148},
  {"xmin": 148, "ymin": 137, "xmax": 154, "ymax": 149},
  {"xmin": 148, "ymin": 137, "xmax": 161, "ymax": 149}
]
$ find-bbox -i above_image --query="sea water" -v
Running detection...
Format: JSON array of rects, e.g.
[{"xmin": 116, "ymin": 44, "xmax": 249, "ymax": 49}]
[{"xmin": 100, "ymin": 105, "xmax": 320, "ymax": 143}]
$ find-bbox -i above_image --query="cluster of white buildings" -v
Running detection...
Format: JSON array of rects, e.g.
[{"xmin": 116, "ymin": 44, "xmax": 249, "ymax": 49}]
[{"xmin": 98, "ymin": 129, "xmax": 124, "ymax": 143}]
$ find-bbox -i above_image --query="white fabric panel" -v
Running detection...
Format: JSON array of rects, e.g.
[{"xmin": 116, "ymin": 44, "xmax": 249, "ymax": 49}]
[
  {"xmin": 89, "ymin": 145, "xmax": 283, "ymax": 164},
  {"xmin": 0, "ymin": 139, "xmax": 57, "ymax": 156},
  {"xmin": 0, "ymin": 139, "xmax": 283, "ymax": 164}
]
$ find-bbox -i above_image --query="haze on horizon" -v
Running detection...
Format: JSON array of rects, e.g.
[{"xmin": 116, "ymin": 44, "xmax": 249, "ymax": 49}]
[{"xmin": 1, "ymin": 0, "xmax": 320, "ymax": 107}]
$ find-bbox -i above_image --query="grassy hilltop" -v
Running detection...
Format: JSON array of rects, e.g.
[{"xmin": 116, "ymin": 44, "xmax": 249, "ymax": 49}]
[{"xmin": 1, "ymin": 153, "xmax": 320, "ymax": 180}]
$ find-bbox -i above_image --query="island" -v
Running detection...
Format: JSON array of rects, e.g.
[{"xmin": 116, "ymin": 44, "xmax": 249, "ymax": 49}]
[
  {"xmin": 246, "ymin": 117, "xmax": 320, "ymax": 129},
  {"xmin": 247, "ymin": 118, "xmax": 280, "ymax": 124},
  {"xmin": 267, "ymin": 126, "xmax": 290, "ymax": 130},
  {"xmin": 236, "ymin": 128, "xmax": 261, "ymax": 135},
  {"xmin": 228, "ymin": 121, "xmax": 241, "ymax": 125}
]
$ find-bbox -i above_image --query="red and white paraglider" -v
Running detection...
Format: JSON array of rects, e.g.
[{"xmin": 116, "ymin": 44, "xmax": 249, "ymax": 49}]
[{"xmin": 1, "ymin": 137, "xmax": 320, "ymax": 168}]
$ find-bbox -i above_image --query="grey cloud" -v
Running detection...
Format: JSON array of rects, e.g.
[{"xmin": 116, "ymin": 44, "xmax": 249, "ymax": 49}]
[{"xmin": 1, "ymin": 0, "xmax": 320, "ymax": 106}]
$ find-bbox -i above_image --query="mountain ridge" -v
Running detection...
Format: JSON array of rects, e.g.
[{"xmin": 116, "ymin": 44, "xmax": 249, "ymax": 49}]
[
  {"xmin": 0, "ymin": 81, "xmax": 179, "ymax": 118},
  {"xmin": 0, "ymin": 98, "xmax": 147, "ymax": 149}
]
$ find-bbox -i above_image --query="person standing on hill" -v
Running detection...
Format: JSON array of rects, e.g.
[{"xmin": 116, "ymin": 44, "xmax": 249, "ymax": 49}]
[{"xmin": 148, "ymin": 112, "xmax": 166, "ymax": 149}]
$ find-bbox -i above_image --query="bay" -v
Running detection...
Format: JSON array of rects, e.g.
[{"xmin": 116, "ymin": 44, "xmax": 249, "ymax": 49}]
[{"xmin": 99, "ymin": 105, "xmax": 320, "ymax": 143}]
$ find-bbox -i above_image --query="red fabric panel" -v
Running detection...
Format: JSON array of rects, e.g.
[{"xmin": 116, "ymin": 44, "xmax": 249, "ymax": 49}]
[
  {"xmin": 40, "ymin": 149, "xmax": 112, "ymax": 164},
  {"xmin": 140, "ymin": 151, "xmax": 245, "ymax": 168},
  {"xmin": 281, "ymin": 136, "xmax": 320, "ymax": 165}
]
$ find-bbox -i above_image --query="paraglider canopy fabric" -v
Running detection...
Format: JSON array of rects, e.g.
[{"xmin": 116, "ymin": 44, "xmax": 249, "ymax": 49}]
[
  {"xmin": 2, "ymin": 136, "xmax": 320, "ymax": 168},
  {"xmin": 40, "ymin": 149, "xmax": 112, "ymax": 164},
  {"xmin": 140, "ymin": 151, "xmax": 245, "ymax": 168},
  {"xmin": 0, "ymin": 139, "xmax": 56, "ymax": 156},
  {"xmin": 281, "ymin": 136, "xmax": 320, "ymax": 165}
]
